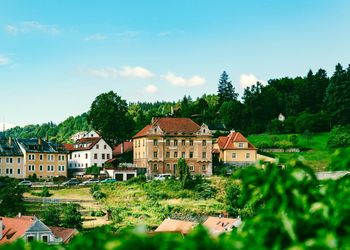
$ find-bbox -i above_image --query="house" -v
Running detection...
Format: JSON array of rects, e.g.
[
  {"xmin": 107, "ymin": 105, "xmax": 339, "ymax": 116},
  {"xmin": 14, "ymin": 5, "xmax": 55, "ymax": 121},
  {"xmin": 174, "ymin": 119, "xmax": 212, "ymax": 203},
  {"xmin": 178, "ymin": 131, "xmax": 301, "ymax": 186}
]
[
  {"xmin": 278, "ymin": 113, "xmax": 285, "ymax": 122},
  {"xmin": 0, "ymin": 215, "xmax": 77, "ymax": 245},
  {"xmin": 17, "ymin": 138, "xmax": 68, "ymax": 179},
  {"xmin": 48, "ymin": 227, "xmax": 78, "ymax": 244},
  {"xmin": 0, "ymin": 137, "xmax": 24, "ymax": 178},
  {"xmin": 64, "ymin": 130, "xmax": 113, "ymax": 176},
  {"xmin": 155, "ymin": 218, "xmax": 196, "ymax": 235},
  {"xmin": 133, "ymin": 117, "xmax": 213, "ymax": 177},
  {"xmin": 113, "ymin": 141, "xmax": 133, "ymax": 158},
  {"xmin": 203, "ymin": 216, "xmax": 242, "ymax": 235},
  {"xmin": 213, "ymin": 130, "xmax": 257, "ymax": 166},
  {"xmin": 70, "ymin": 131, "xmax": 88, "ymax": 143}
]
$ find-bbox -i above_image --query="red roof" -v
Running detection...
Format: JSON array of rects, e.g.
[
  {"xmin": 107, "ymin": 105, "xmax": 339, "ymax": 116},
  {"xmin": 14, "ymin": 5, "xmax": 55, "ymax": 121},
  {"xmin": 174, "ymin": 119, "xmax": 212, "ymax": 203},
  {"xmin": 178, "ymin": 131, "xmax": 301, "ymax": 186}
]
[
  {"xmin": 155, "ymin": 219, "xmax": 196, "ymax": 235},
  {"xmin": 0, "ymin": 216, "xmax": 36, "ymax": 244},
  {"xmin": 113, "ymin": 141, "xmax": 133, "ymax": 156},
  {"xmin": 49, "ymin": 227, "xmax": 78, "ymax": 244},
  {"xmin": 64, "ymin": 137, "xmax": 101, "ymax": 152},
  {"xmin": 133, "ymin": 118, "xmax": 201, "ymax": 138},
  {"xmin": 217, "ymin": 131, "xmax": 256, "ymax": 150}
]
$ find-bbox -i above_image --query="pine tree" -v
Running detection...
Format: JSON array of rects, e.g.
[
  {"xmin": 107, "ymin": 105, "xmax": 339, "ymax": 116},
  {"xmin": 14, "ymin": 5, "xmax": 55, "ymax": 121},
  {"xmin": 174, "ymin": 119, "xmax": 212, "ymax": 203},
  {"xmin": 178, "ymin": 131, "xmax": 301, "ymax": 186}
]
[{"xmin": 218, "ymin": 71, "xmax": 238, "ymax": 105}]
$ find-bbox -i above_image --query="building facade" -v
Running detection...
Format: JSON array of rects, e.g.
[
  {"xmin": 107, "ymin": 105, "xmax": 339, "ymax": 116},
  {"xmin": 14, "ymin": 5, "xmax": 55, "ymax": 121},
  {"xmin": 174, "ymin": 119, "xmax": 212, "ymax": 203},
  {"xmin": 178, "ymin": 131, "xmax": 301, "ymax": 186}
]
[
  {"xmin": 213, "ymin": 131, "xmax": 257, "ymax": 166},
  {"xmin": 0, "ymin": 137, "xmax": 68, "ymax": 179},
  {"xmin": 17, "ymin": 138, "xmax": 68, "ymax": 178},
  {"xmin": 64, "ymin": 130, "xmax": 113, "ymax": 176},
  {"xmin": 133, "ymin": 117, "xmax": 213, "ymax": 176}
]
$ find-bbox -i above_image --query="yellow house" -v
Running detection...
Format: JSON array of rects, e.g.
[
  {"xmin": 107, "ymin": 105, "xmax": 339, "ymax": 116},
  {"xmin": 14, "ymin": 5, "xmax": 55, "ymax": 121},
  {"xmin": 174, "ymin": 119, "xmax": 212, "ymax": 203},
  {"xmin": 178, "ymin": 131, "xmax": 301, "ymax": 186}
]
[{"xmin": 213, "ymin": 131, "xmax": 257, "ymax": 166}]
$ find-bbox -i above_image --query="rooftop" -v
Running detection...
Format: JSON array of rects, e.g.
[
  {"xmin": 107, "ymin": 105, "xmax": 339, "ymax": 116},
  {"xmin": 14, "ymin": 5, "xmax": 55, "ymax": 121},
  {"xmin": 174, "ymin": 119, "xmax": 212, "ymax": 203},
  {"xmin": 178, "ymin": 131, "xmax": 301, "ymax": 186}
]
[
  {"xmin": 216, "ymin": 131, "xmax": 256, "ymax": 150},
  {"xmin": 155, "ymin": 218, "xmax": 196, "ymax": 235}
]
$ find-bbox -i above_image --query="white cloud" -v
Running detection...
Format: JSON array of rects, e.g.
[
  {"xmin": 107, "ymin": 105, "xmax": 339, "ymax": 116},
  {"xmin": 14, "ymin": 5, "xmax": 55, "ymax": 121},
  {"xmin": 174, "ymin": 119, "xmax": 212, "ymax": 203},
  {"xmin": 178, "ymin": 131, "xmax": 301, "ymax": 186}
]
[
  {"xmin": 163, "ymin": 72, "xmax": 206, "ymax": 87},
  {"xmin": 116, "ymin": 31, "xmax": 139, "ymax": 40},
  {"xmin": 84, "ymin": 34, "xmax": 107, "ymax": 41},
  {"xmin": 4, "ymin": 21, "xmax": 60, "ymax": 35},
  {"xmin": 239, "ymin": 74, "xmax": 265, "ymax": 89},
  {"xmin": 144, "ymin": 84, "xmax": 158, "ymax": 94},
  {"xmin": 0, "ymin": 55, "xmax": 10, "ymax": 65},
  {"xmin": 87, "ymin": 66, "xmax": 153, "ymax": 79}
]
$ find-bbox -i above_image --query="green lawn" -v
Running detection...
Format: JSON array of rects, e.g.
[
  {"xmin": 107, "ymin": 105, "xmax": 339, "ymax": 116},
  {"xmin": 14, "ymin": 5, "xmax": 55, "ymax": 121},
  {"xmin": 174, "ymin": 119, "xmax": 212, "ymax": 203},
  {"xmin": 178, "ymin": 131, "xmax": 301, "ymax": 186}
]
[{"xmin": 248, "ymin": 132, "xmax": 331, "ymax": 171}]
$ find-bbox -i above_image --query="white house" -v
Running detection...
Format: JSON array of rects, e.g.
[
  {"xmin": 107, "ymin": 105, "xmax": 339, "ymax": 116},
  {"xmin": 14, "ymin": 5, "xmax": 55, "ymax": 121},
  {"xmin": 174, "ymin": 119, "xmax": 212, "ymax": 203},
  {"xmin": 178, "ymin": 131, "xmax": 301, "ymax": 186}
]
[{"xmin": 64, "ymin": 130, "xmax": 113, "ymax": 176}]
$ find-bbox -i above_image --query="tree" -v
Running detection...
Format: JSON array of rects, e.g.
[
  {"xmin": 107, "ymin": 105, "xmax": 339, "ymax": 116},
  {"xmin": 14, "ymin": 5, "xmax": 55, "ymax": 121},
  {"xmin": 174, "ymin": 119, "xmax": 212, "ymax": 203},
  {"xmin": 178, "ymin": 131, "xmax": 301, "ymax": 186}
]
[
  {"xmin": 177, "ymin": 158, "xmax": 190, "ymax": 189},
  {"xmin": 219, "ymin": 100, "xmax": 245, "ymax": 131},
  {"xmin": 86, "ymin": 165, "xmax": 101, "ymax": 178},
  {"xmin": 61, "ymin": 203, "xmax": 83, "ymax": 230},
  {"xmin": 324, "ymin": 63, "xmax": 350, "ymax": 125},
  {"xmin": 88, "ymin": 91, "xmax": 134, "ymax": 144},
  {"xmin": 218, "ymin": 71, "xmax": 238, "ymax": 105},
  {"xmin": 42, "ymin": 205, "xmax": 62, "ymax": 226},
  {"xmin": 0, "ymin": 178, "xmax": 26, "ymax": 216}
]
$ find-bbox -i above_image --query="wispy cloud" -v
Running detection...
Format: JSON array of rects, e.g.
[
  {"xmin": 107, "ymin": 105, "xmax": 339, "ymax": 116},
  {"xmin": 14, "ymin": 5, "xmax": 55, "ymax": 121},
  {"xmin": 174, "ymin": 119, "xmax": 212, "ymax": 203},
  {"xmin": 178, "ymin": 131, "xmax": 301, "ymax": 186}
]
[
  {"xmin": 239, "ymin": 74, "xmax": 265, "ymax": 89},
  {"xmin": 84, "ymin": 34, "xmax": 108, "ymax": 41},
  {"xmin": 87, "ymin": 66, "xmax": 153, "ymax": 79},
  {"xmin": 4, "ymin": 21, "xmax": 60, "ymax": 35},
  {"xmin": 144, "ymin": 84, "xmax": 158, "ymax": 94},
  {"xmin": 0, "ymin": 54, "xmax": 10, "ymax": 65},
  {"xmin": 163, "ymin": 72, "xmax": 206, "ymax": 87},
  {"xmin": 159, "ymin": 31, "xmax": 171, "ymax": 36},
  {"xmin": 116, "ymin": 31, "xmax": 139, "ymax": 40}
]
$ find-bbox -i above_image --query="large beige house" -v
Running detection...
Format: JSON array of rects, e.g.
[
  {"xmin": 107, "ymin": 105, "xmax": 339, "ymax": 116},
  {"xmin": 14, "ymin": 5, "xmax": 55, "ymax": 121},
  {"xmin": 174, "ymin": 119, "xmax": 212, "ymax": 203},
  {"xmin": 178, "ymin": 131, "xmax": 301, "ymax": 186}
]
[
  {"xmin": 133, "ymin": 117, "xmax": 213, "ymax": 176},
  {"xmin": 213, "ymin": 131, "xmax": 257, "ymax": 166},
  {"xmin": 0, "ymin": 137, "xmax": 68, "ymax": 179}
]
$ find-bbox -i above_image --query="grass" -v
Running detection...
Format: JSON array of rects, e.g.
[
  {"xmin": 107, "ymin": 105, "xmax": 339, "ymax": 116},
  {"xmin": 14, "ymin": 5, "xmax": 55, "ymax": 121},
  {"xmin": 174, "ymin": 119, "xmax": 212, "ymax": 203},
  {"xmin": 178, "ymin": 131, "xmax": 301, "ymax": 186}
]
[
  {"xmin": 248, "ymin": 132, "xmax": 331, "ymax": 171},
  {"xmin": 24, "ymin": 187, "xmax": 92, "ymax": 200}
]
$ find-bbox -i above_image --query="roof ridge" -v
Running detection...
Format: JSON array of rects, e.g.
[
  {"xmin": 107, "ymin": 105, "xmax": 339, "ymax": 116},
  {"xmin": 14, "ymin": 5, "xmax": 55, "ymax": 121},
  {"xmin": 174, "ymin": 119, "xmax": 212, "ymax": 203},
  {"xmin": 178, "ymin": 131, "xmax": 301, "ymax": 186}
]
[{"xmin": 223, "ymin": 132, "xmax": 235, "ymax": 149}]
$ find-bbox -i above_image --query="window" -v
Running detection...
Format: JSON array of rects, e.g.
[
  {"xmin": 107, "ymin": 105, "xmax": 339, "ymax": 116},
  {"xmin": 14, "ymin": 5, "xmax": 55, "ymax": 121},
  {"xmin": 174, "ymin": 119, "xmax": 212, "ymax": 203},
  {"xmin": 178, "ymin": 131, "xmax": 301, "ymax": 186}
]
[
  {"xmin": 27, "ymin": 236, "xmax": 35, "ymax": 242},
  {"xmin": 246, "ymin": 153, "xmax": 250, "ymax": 159},
  {"xmin": 166, "ymin": 140, "xmax": 170, "ymax": 146},
  {"xmin": 42, "ymin": 235, "xmax": 48, "ymax": 243},
  {"xmin": 107, "ymin": 154, "xmax": 110, "ymax": 159},
  {"xmin": 0, "ymin": 158, "xmax": 1, "ymax": 163},
  {"xmin": 232, "ymin": 153, "xmax": 236, "ymax": 159},
  {"xmin": 69, "ymin": 154, "xmax": 72, "ymax": 160},
  {"xmin": 28, "ymin": 165, "xmax": 35, "ymax": 171},
  {"xmin": 6, "ymin": 157, "xmax": 13, "ymax": 164},
  {"xmin": 59, "ymin": 155, "xmax": 65, "ymax": 161},
  {"xmin": 181, "ymin": 152, "xmax": 186, "ymax": 158},
  {"xmin": 190, "ymin": 140, "xmax": 193, "ymax": 146},
  {"xmin": 17, "ymin": 168, "xmax": 21, "ymax": 175},
  {"xmin": 85, "ymin": 153, "xmax": 88, "ymax": 159},
  {"xmin": 174, "ymin": 140, "xmax": 178, "ymax": 146},
  {"xmin": 202, "ymin": 140, "xmax": 206, "ymax": 146},
  {"xmin": 174, "ymin": 152, "xmax": 178, "ymax": 158},
  {"xmin": 28, "ymin": 154, "xmax": 35, "ymax": 161},
  {"xmin": 202, "ymin": 165, "xmax": 206, "ymax": 171},
  {"xmin": 39, "ymin": 165, "xmax": 43, "ymax": 172},
  {"xmin": 189, "ymin": 152, "xmax": 193, "ymax": 158},
  {"xmin": 166, "ymin": 164, "xmax": 171, "ymax": 171},
  {"xmin": 153, "ymin": 164, "xmax": 158, "ymax": 171},
  {"xmin": 182, "ymin": 140, "xmax": 186, "ymax": 146},
  {"xmin": 166, "ymin": 152, "xmax": 170, "ymax": 158},
  {"xmin": 94, "ymin": 153, "xmax": 98, "ymax": 159},
  {"xmin": 47, "ymin": 154, "xmax": 54, "ymax": 161},
  {"xmin": 173, "ymin": 164, "xmax": 177, "ymax": 171},
  {"xmin": 238, "ymin": 143, "xmax": 244, "ymax": 148},
  {"xmin": 47, "ymin": 165, "xmax": 54, "ymax": 172},
  {"xmin": 17, "ymin": 158, "xmax": 21, "ymax": 164},
  {"xmin": 189, "ymin": 165, "xmax": 194, "ymax": 171},
  {"xmin": 202, "ymin": 152, "xmax": 206, "ymax": 159},
  {"xmin": 153, "ymin": 139, "xmax": 158, "ymax": 146},
  {"xmin": 102, "ymin": 153, "xmax": 105, "ymax": 160},
  {"xmin": 39, "ymin": 154, "xmax": 43, "ymax": 161},
  {"xmin": 58, "ymin": 165, "xmax": 65, "ymax": 172},
  {"xmin": 153, "ymin": 151, "xmax": 158, "ymax": 158},
  {"xmin": 104, "ymin": 145, "xmax": 107, "ymax": 149},
  {"xmin": 96, "ymin": 144, "xmax": 99, "ymax": 149}
]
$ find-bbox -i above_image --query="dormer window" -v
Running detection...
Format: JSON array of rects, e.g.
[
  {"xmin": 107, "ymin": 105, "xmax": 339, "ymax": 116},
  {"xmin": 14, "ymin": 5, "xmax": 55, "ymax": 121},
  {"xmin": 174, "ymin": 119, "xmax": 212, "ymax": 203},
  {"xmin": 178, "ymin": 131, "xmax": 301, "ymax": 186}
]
[{"xmin": 238, "ymin": 143, "xmax": 244, "ymax": 148}]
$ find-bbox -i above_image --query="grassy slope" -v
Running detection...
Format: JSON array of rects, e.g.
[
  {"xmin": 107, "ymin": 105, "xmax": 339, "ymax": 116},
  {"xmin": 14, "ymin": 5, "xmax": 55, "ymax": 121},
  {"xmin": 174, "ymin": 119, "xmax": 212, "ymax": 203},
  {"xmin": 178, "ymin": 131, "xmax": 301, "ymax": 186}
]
[{"xmin": 248, "ymin": 132, "xmax": 331, "ymax": 171}]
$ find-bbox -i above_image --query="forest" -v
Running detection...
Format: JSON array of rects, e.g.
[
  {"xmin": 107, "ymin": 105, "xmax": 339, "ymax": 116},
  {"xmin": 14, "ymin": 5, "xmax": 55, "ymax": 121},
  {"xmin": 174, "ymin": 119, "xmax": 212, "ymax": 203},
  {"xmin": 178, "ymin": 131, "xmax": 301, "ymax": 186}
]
[{"xmin": 4, "ymin": 63, "xmax": 350, "ymax": 142}]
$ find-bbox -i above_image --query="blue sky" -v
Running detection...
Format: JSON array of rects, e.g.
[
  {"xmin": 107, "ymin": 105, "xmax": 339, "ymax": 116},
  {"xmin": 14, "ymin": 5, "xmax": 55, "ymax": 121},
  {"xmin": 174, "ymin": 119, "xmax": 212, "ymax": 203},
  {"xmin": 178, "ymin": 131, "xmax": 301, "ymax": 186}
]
[{"xmin": 1, "ymin": 0, "xmax": 350, "ymax": 127}]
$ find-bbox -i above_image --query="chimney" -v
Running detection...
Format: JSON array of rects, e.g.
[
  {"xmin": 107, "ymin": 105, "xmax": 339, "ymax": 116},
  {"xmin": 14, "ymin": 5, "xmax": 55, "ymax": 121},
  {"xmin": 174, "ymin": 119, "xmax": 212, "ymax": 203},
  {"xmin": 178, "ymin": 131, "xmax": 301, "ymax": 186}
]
[
  {"xmin": 121, "ymin": 142, "xmax": 124, "ymax": 154},
  {"xmin": 38, "ymin": 137, "xmax": 42, "ymax": 145},
  {"xmin": 18, "ymin": 212, "xmax": 21, "ymax": 218},
  {"xmin": 8, "ymin": 137, "xmax": 12, "ymax": 145},
  {"xmin": 0, "ymin": 218, "xmax": 3, "ymax": 240}
]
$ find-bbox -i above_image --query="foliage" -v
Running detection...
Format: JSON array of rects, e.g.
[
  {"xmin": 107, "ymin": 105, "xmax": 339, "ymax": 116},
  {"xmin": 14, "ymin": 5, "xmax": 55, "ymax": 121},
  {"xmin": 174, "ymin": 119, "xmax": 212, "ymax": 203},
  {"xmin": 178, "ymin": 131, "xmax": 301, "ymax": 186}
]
[
  {"xmin": 177, "ymin": 158, "xmax": 191, "ymax": 189},
  {"xmin": 0, "ymin": 177, "xmax": 26, "ymax": 216},
  {"xmin": 327, "ymin": 148, "xmax": 350, "ymax": 171},
  {"xmin": 61, "ymin": 203, "xmax": 83, "ymax": 230},
  {"xmin": 90, "ymin": 184, "xmax": 106, "ymax": 200},
  {"xmin": 126, "ymin": 174, "xmax": 146, "ymax": 184},
  {"xmin": 31, "ymin": 186, "xmax": 52, "ymax": 197},
  {"xmin": 218, "ymin": 71, "xmax": 238, "ymax": 104},
  {"xmin": 327, "ymin": 125, "xmax": 350, "ymax": 148},
  {"xmin": 88, "ymin": 91, "xmax": 134, "ymax": 144},
  {"xmin": 85, "ymin": 165, "xmax": 101, "ymax": 177},
  {"xmin": 41, "ymin": 205, "xmax": 62, "ymax": 226}
]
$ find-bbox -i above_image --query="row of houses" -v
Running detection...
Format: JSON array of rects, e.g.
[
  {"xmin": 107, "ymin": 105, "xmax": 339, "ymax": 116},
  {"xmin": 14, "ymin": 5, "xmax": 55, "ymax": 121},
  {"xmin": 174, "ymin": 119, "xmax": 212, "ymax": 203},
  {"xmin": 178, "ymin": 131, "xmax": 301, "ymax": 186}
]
[{"xmin": 0, "ymin": 117, "xmax": 271, "ymax": 179}]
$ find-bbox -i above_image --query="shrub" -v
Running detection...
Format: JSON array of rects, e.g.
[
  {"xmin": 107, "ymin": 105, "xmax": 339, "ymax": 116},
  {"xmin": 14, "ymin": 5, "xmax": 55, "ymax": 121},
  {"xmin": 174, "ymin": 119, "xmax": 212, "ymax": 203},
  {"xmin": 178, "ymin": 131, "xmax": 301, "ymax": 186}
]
[
  {"xmin": 61, "ymin": 203, "xmax": 83, "ymax": 230},
  {"xmin": 127, "ymin": 174, "xmax": 146, "ymax": 184},
  {"xmin": 92, "ymin": 191, "xmax": 106, "ymax": 200},
  {"xmin": 288, "ymin": 134, "xmax": 299, "ymax": 146},
  {"xmin": 195, "ymin": 183, "xmax": 217, "ymax": 200},
  {"xmin": 255, "ymin": 141, "xmax": 273, "ymax": 149},
  {"xmin": 327, "ymin": 126, "xmax": 350, "ymax": 148},
  {"xmin": 327, "ymin": 148, "xmax": 350, "ymax": 171},
  {"xmin": 90, "ymin": 183, "xmax": 100, "ymax": 194},
  {"xmin": 273, "ymin": 140, "xmax": 294, "ymax": 149}
]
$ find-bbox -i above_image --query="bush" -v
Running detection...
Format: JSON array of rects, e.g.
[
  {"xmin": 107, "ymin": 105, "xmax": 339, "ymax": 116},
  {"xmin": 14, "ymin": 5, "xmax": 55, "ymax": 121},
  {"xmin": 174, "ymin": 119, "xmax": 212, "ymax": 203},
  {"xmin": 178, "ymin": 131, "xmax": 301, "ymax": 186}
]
[
  {"xmin": 327, "ymin": 148, "xmax": 350, "ymax": 171},
  {"xmin": 127, "ymin": 174, "xmax": 146, "ymax": 184},
  {"xmin": 327, "ymin": 126, "xmax": 350, "ymax": 148},
  {"xmin": 273, "ymin": 140, "xmax": 294, "ymax": 149},
  {"xmin": 92, "ymin": 191, "xmax": 106, "ymax": 200},
  {"xmin": 255, "ymin": 141, "xmax": 273, "ymax": 149},
  {"xmin": 195, "ymin": 183, "xmax": 217, "ymax": 199},
  {"xmin": 295, "ymin": 112, "xmax": 330, "ymax": 133},
  {"xmin": 288, "ymin": 134, "xmax": 299, "ymax": 146}
]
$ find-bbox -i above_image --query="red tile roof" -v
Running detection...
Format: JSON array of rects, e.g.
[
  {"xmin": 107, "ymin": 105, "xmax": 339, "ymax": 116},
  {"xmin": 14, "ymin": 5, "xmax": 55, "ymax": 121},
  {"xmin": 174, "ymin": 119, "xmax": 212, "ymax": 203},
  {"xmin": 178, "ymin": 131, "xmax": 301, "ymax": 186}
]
[
  {"xmin": 155, "ymin": 219, "xmax": 196, "ymax": 235},
  {"xmin": 217, "ymin": 131, "xmax": 256, "ymax": 150},
  {"xmin": 64, "ymin": 137, "xmax": 101, "ymax": 152},
  {"xmin": 0, "ymin": 216, "xmax": 36, "ymax": 244},
  {"xmin": 113, "ymin": 141, "xmax": 133, "ymax": 156},
  {"xmin": 133, "ymin": 118, "xmax": 201, "ymax": 138},
  {"xmin": 49, "ymin": 227, "xmax": 78, "ymax": 244}
]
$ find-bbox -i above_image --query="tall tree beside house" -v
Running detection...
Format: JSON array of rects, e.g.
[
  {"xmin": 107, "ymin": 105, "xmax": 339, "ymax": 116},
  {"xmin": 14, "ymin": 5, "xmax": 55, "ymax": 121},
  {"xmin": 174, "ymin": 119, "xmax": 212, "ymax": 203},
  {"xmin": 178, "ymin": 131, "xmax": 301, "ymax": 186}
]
[
  {"xmin": 88, "ymin": 91, "xmax": 134, "ymax": 144},
  {"xmin": 61, "ymin": 203, "xmax": 83, "ymax": 230},
  {"xmin": 324, "ymin": 63, "xmax": 350, "ymax": 125},
  {"xmin": 42, "ymin": 205, "xmax": 62, "ymax": 226},
  {"xmin": 177, "ymin": 158, "xmax": 191, "ymax": 189},
  {"xmin": 218, "ymin": 71, "xmax": 238, "ymax": 105}
]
